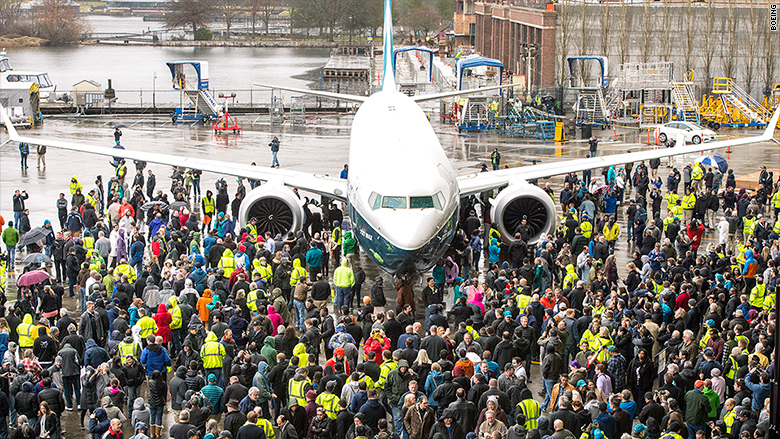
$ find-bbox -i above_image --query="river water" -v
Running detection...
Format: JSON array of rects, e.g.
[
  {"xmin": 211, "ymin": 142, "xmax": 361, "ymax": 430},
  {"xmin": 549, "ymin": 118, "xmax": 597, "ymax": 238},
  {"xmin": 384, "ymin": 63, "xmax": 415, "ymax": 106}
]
[{"xmin": 6, "ymin": 16, "xmax": 331, "ymax": 105}]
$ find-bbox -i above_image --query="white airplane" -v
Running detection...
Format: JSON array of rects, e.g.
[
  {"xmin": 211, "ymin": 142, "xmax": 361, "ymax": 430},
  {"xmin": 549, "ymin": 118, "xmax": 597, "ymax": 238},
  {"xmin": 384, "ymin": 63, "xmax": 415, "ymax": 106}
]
[{"xmin": 2, "ymin": 0, "xmax": 780, "ymax": 276}]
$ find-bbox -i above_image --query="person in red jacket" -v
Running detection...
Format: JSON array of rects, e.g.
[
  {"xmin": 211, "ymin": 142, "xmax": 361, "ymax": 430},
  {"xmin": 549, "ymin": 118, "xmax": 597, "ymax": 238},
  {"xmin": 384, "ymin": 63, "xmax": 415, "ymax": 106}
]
[
  {"xmin": 686, "ymin": 219, "xmax": 705, "ymax": 256},
  {"xmin": 325, "ymin": 347, "xmax": 351, "ymax": 375},
  {"xmin": 364, "ymin": 328, "xmax": 390, "ymax": 365},
  {"xmin": 153, "ymin": 303, "xmax": 173, "ymax": 348}
]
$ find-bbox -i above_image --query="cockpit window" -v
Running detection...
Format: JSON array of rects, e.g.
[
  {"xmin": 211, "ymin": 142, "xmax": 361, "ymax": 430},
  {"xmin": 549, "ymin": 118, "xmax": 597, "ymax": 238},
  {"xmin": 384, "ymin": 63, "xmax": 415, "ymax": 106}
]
[
  {"xmin": 381, "ymin": 196, "xmax": 407, "ymax": 209},
  {"xmin": 410, "ymin": 196, "xmax": 434, "ymax": 209},
  {"xmin": 369, "ymin": 192, "xmax": 381, "ymax": 210}
]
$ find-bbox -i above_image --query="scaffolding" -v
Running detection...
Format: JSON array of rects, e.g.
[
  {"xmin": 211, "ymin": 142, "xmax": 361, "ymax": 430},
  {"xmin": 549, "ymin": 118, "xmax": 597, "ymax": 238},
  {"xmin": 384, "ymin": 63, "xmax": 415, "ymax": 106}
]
[
  {"xmin": 567, "ymin": 56, "xmax": 610, "ymax": 127},
  {"xmin": 607, "ymin": 62, "xmax": 699, "ymax": 126},
  {"xmin": 700, "ymin": 78, "xmax": 770, "ymax": 128},
  {"xmin": 270, "ymin": 89, "xmax": 285, "ymax": 124}
]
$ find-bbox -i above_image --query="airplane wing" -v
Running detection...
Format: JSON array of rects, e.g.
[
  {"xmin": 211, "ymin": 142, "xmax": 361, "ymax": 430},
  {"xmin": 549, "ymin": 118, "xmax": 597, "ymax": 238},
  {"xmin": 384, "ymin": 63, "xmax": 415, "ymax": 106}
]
[
  {"xmin": 412, "ymin": 83, "xmax": 517, "ymax": 103},
  {"xmin": 254, "ymin": 83, "xmax": 367, "ymax": 103},
  {"xmin": 457, "ymin": 106, "xmax": 780, "ymax": 197},
  {"xmin": 0, "ymin": 104, "xmax": 348, "ymax": 201}
]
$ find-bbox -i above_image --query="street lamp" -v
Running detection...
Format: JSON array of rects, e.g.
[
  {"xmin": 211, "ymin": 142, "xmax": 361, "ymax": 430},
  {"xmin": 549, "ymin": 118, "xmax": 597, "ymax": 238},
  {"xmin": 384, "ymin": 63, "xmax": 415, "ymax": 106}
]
[{"xmin": 349, "ymin": 16, "xmax": 353, "ymax": 42}]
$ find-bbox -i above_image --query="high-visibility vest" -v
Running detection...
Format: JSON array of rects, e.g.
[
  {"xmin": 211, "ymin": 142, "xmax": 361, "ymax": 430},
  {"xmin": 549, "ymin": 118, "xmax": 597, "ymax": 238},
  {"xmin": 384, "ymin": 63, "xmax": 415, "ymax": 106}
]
[
  {"xmin": 170, "ymin": 305, "xmax": 182, "ymax": 329},
  {"xmin": 203, "ymin": 197, "xmax": 215, "ymax": 215},
  {"xmin": 200, "ymin": 341, "xmax": 226, "ymax": 369},
  {"xmin": 692, "ymin": 165, "xmax": 703, "ymax": 181},
  {"xmin": 749, "ymin": 284, "xmax": 766, "ymax": 308},
  {"xmin": 725, "ymin": 356, "xmax": 738, "ymax": 380},
  {"xmin": 763, "ymin": 292, "xmax": 775, "ymax": 312},
  {"xmin": 663, "ymin": 216, "xmax": 674, "ymax": 231},
  {"xmin": 118, "ymin": 341, "xmax": 140, "ymax": 364},
  {"xmin": 256, "ymin": 418, "xmax": 275, "ymax": 439},
  {"xmin": 89, "ymin": 255, "xmax": 104, "ymax": 272},
  {"xmin": 17, "ymin": 322, "xmax": 35, "ymax": 348},
  {"xmin": 218, "ymin": 256, "xmax": 236, "ymax": 277},
  {"xmin": 699, "ymin": 331, "xmax": 711, "ymax": 350},
  {"xmin": 254, "ymin": 262, "xmax": 273, "ymax": 284},
  {"xmin": 83, "ymin": 236, "xmax": 94, "ymax": 251},
  {"xmin": 563, "ymin": 272, "xmax": 578, "ymax": 289},
  {"xmin": 595, "ymin": 337, "xmax": 613, "ymax": 362},
  {"xmin": 724, "ymin": 408, "xmax": 737, "ymax": 433},
  {"xmin": 665, "ymin": 193, "xmax": 679, "ymax": 208},
  {"xmin": 69, "ymin": 180, "xmax": 82, "ymax": 195},
  {"xmin": 315, "ymin": 392, "xmax": 340, "ymax": 419},
  {"xmin": 580, "ymin": 221, "xmax": 592, "ymax": 239},
  {"xmin": 653, "ymin": 281, "xmax": 664, "ymax": 296},
  {"xmin": 517, "ymin": 398, "xmax": 540, "ymax": 429},
  {"xmin": 603, "ymin": 223, "xmax": 619, "ymax": 241},
  {"xmin": 86, "ymin": 194, "xmax": 97, "ymax": 208},
  {"xmin": 377, "ymin": 359, "xmax": 397, "ymax": 390},
  {"xmin": 116, "ymin": 163, "xmax": 127, "ymax": 178},
  {"xmin": 137, "ymin": 316, "xmax": 158, "ymax": 339},
  {"xmin": 682, "ymin": 194, "xmax": 696, "ymax": 209},
  {"xmin": 743, "ymin": 217, "xmax": 755, "ymax": 235},
  {"xmin": 772, "ymin": 191, "xmax": 780, "ymax": 208},
  {"xmin": 288, "ymin": 378, "xmax": 311, "ymax": 407},
  {"xmin": 773, "ymin": 218, "xmax": 780, "ymax": 235},
  {"xmin": 333, "ymin": 227, "xmax": 342, "ymax": 246},
  {"xmin": 247, "ymin": 289, "xmax": 259, "ymax": 312},
  {"xmin": 290, "ymin": 266, "xmax": 307, "ymax": 287},
  {"xmin": 489, "ymin": 227, "xmax": 501, "ymax": 243},
  {"xmin": 247, "ymin": 223, "xmax": 257, "ymax": 237},
  {"xmin": 670, "ymin": 205, "xmax": 683, "ymax": 218}
]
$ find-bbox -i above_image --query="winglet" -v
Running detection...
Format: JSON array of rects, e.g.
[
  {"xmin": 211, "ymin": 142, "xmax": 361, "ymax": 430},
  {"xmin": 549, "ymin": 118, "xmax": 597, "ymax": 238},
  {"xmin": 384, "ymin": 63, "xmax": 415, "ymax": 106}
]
[
  {"xmin": 0, "ymin": 103, "xmax": 21, "ymax": 141},
  {"xmin": 762, "ymin": 105, "xmax": 780, "ymax": 139},
  {"xmin": 380, "ymin": 0, "xmax": 396, "ymax": 93}
]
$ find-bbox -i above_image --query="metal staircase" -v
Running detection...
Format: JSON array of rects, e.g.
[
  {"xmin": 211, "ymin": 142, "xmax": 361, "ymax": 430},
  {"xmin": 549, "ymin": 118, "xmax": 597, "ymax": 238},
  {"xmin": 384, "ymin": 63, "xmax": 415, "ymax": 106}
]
[
  {"xmin": 183, "ymin": 89, "xmax": 220, "ymax": 116},
  {"xmin": 575, "ymin": 88, "xmax": 608, "ymax": 125},
  {"xmin": 671, "ymin": 82, "xmax": 699, "ymax": 123}
]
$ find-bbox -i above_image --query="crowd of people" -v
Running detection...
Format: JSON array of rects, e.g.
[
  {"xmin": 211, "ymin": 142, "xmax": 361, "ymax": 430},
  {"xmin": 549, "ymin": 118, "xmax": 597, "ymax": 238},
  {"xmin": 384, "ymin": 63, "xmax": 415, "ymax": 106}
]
[{"xmin": 0, "ymin": 138, "xmax": 778, "ymax": 439}]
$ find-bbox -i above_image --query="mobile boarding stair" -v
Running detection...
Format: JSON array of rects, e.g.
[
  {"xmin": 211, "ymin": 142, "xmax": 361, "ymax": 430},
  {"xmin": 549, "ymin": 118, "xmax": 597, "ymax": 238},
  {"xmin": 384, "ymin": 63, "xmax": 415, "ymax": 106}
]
[{"xmin": 701, "ymin": 78, "xmax": 770, "ymax": 128}]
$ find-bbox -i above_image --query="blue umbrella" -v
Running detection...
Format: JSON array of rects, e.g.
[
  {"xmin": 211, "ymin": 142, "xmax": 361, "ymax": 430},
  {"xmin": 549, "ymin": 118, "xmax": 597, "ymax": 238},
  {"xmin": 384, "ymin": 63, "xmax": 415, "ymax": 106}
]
[{"xmin": 695, "ymin": 153, "xmax": 728, "ymax": 173}]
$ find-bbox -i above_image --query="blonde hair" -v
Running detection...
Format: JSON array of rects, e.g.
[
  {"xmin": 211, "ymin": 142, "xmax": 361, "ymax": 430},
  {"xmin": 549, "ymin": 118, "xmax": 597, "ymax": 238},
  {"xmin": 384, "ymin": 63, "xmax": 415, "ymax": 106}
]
[{"xmin": 403, "ymin": 393, "xmax": 416, "ymax": 408}]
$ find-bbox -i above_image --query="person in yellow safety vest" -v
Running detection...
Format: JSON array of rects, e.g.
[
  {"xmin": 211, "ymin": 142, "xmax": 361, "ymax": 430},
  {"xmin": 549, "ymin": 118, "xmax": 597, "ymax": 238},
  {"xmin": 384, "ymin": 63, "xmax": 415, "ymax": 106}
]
[
  {"xmin": 88, "ymin": 252, "xmax": 104, "ymax": 273},
  {"xmin": 114, "ymin": 259, "xmax": 137, "ymax": 283},
  {"xmin": 681, "ymin": 189, "xmax": 696, "ymax": 223},
  {"xmin": 579, "ymin": 321, "xmax": 601, "ymax": 353},
  {"xmin": 0, "ymin": 263, "xmax": 6, "ymax": 296},
  {"xmin": 691, "ymin": 162, "xmax": 704, "ymax": 191},
  {"xmin": 465, "ymin": 324, "xmax": 479, "ymax": 340},
  {"xmin": 115, "ymin": 160, "xmax": 127, "ymax": 185},
  {"xmin": 563, "ymin": 264, "xmax": 579, "ymax": 289},
  {"xmin": 315, "ymin": 381, "xmax": 341, "ymax": 419},
  {"xmin": 742, "ymin": 214, "xmax": 756, "ymax": 239},
  {"xmin": 749, "ymin": 275, "xmax": 766, "ymax": 309},
  {"xmin": 516, "ymin": 394, "xmax": 541, "ymax": 429},
  {"xmin": 723, "ymin": 399, "xmax": 737, "ymax": 434},
  {"xmin": 763, "ymin": 290, "xmax": 776, "ymax": 312},
  {"xmin": 118, "ymin": 332, "xmax": 142, "ymax": 364},
  {"xmin": 200, "ymin": 331, "xmax": 226, "ymax": 377},
  {"xmin": 17, "ymin": 313, "xmax": 36, "ymax": 349},
  {"xmin": 246, "ymin": 284, "xmax": 260, "ymax": 314},
  {"xmin": 83, "ymin": 233, "xmax": 95, "ymax": 253},
  {"xmin": 254, "ymin": 413, "xmax": 276, "ymax": 439},
  {"xmin": 594, "ymin": 328, "xmax": 614, "ymax": 362},
  {"xmin": 202, "ymin": 190, "xmax": 216, "ymax": 224},
  {"xmin": 253, "ymin": 257, "xmax": 273, "ymax": 284},
  {"xmin": 489, "ymin": 223, "xmax": 501, "ymax": 245},
  {"xmin": 664, "ymin": 190, "xmax": 679, "ymax": 210},
  {"xmin": 288, "ymin": 367, "xmax": 312, "ymax": 407},
  {"xmin": 69, "ymin": 176, "xmax": 83, "ymax": 195},
  {"xmin": 290, "ymin": 259, "xmax": 307, "ymax": 288},
  {"xmin": 724, "ymin": 347, "xmax": 740, "ymax": 381},
  {"xmin": 169, "ymin": 295, "xmax": 183, "ymax": 335},
  {"xmin": 771, "ymin": 189, "xmax": 780, "ymax": 218},
  {"xmin": 772, "ymin": 216, "xmax": 780, "ymax": 236},
  {"xmin": 603, "ymin": 219, "xmax": 620, "ymax": 243},
  {"xmin": 662, "ymin": 211, "xmax": 675, "ymax": 232},
  {"xmin": 579, "ymin": 217, "xmax": 592, "ymax": 239},
  {"xmin": 218, "ymin": 248, "xmax": 236, "ymax": 278},
  {"xmin": 136, "ymin": 308, "xmax": 158, "ymax": 342},
  {"xmin": 332, "ymin": 223, "xmax": 342, "ymax": 247},
  {"xmin": 376, "ymin": 351, "xmax": 398, "ymax": 390},
  {"xmin": 670, "ymin": 202, "xmax": 683, "ymax": 220},
  {"xmin": 246, "ymin": 218, "xmax": 258, "ymax": 238}
]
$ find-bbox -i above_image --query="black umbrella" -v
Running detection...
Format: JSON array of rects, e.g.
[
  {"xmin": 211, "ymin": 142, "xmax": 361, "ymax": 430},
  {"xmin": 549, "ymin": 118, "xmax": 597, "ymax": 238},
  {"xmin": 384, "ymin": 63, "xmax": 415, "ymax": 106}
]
[
  {"xmin": 113, "ymin": 124, "xmax": 127, "ymax": 128},
  {"xmin": 22, "ymin": 253, "xmax": 52, "ymax": 265},
  {"xmin": 169, "ymin": 201, "xmax": 190, "ymax": 212},
  {"xmin": 141, "ymin": 201, "xmax": 169, "ymax": 212},
  {"xmin": 18, "ymin": 227, "xmax": 53, "ymax": 246}
]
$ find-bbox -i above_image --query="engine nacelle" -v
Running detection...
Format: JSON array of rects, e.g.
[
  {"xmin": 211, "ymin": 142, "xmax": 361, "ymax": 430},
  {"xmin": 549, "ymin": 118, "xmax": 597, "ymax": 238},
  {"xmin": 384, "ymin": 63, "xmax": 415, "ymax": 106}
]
[
  {"xmin": 490, "ymin": 182, "xmax": 557, "ymax": 245},
  {"xmin": 238, "ymin": 185, "xmax": 305, "ymax": 237}
]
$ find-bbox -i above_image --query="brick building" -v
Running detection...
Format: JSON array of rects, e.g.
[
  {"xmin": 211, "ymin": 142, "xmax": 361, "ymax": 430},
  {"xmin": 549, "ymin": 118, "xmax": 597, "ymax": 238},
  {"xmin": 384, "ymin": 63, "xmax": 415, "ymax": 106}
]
[{"xmin": 473, "ymin": 0, "xmax": 557, "ymax": 92}]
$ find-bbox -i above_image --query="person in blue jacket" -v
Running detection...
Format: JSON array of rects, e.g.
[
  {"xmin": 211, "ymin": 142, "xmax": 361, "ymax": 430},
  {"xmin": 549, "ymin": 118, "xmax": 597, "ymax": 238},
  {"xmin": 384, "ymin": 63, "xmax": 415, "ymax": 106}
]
[{"xmin": 140, "ymin": 335, "xmax": 171, "ymax": 376}]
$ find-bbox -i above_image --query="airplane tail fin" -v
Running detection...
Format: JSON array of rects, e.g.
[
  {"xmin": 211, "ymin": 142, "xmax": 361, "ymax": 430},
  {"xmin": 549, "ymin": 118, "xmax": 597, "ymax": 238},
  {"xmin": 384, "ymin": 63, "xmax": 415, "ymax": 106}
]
[
  {"xmin": 380, "ymin": 0, "xmax": 396, "ymax": 93},
  {"xmin": 0, "ymin": 103, "xmax": 21, "ymax": 141}
]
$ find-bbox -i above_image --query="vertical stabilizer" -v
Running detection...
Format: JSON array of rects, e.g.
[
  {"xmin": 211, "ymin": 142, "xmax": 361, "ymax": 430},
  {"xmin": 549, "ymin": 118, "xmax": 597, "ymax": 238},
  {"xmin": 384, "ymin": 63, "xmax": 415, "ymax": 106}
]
[{"xmin": 381, "ymin": 0, "xmax": 396, "ymax": 92}]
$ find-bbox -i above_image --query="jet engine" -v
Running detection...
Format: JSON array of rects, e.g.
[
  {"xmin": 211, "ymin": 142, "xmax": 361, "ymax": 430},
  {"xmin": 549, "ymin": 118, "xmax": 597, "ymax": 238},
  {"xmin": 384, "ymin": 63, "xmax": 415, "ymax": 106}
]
[
  {"xmin": 238, "ymin": 185, "xmax": 305, "ymax": 237},
  {"xmin": 490, "ymin": 182, "xmax": 557, "ymax": 245}
]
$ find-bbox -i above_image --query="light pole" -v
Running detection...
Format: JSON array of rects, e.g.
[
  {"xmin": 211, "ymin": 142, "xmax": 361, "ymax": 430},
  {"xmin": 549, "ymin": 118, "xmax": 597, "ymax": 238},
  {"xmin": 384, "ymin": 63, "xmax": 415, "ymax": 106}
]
[
  {"xmin": 349, "ymin": 16, "xmax": 353, "ymax": 42},
  {"xmin": 152, "ymin": 71, "xmax": 157, "ymax": 108}
]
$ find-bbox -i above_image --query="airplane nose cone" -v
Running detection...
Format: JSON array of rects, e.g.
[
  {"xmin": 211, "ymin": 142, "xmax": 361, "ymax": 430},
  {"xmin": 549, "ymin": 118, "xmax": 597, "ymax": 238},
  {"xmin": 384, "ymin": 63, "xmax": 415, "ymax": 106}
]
[{"xmin": 378, "ymin": 210, "xmax": 442, "ymax": 250}]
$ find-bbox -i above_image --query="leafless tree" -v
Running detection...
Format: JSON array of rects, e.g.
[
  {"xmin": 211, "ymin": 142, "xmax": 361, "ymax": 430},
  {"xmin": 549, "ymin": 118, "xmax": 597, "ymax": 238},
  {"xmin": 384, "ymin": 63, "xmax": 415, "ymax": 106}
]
[
  {"xmin": 701, "ymin": 0, "xmax": 716, "ymax": 93},
  {"xmin": 660, "ymin": 1, "xmax": 672, "ymax": 62},
  {"xmin": 743, "ymin": 0, "xmax": 759, "ymax": 94},
  {"xmin": 719, "ymin": 0, "xmax": 737, "ymax": 80},
  {"xmin": 640, "ymin": 0, "xmax": 652, "ymax": 63},
  {"xmin": 682, "ymin": 0, "xmax": 696, "ymax": 76},
  {"xmin": 555, "ymin": 0, "xmax": 574, "ymax": 90},
  {"xmin": 617, "ymin": 0, "xmax": 632, "ymax": 66}
]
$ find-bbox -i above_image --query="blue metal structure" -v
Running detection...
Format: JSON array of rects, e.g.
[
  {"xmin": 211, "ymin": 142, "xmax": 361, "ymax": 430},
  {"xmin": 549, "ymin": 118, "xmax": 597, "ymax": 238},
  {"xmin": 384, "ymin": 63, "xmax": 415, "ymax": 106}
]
[
  {"xmin": 456, "ymin": 57, "xmax": 503, "ymax": 91},
  {"xmin": 166, "ymin": 61, "xmax": 209, "ymax": 90},
  {"xmin": 566, "ymin": 56, "xmax": 609, "ymax": 88},
  {"xmin": 392, "ymin": 46, "xmax": 435, "ymax": 82}
]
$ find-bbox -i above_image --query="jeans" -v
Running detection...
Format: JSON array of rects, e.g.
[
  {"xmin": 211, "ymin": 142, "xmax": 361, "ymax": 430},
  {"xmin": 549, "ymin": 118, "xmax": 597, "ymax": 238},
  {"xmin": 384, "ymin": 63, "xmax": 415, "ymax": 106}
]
[
  {"xmin": 472, "ymin": 249, "xmax": 481, "ymax": 271},
  {"xmin": 127, "ymin": 385, "xmax": 140, "ymax": 416},
  {"xmin": 541, "ymin": 378, "xmax": 556, "ymax": 411},
  {"xmin": 68, "ymin": 275, "xmax": 77, "ymax": 298},
  {"xmin": 171, "ymin": 328, "xmax": 182, "ymax": 358},
  {"xmin": 20, "ymin": 154, "xmax": 27, "ymax": 169},
  {"xmin": 271, "ymin": 151, "xmax": 279, "ymax": 167},
  {"xmin": 193, "ymin": 179, "xmax": 201, "ymax": 198},
  {"xmin": 335, "ymin": 287, "xmax": 351, "ymax": 312},
  {"xmin": 686, "ymin": 422, "xmax": 705, "ymax": 439},
  {"xmin": 5, "ymin": 246, "xmax": 14, "ymax": 270},
  {"xmin": 294, "ymin": 300, "xmax": 306, "ymax": 330},
  {"xmin": 150, "ymin": 405, "xmax": 164, "ymax": 426},
  {"xmin": 63, "ymin": 375, "xmax": 81, "ymax": 409},
  {"xmin": 8, "ymin": 395, "xmax": 14, "ymax": 425},
  {"xmin": 392, "ymin": 406, "xmax": 404, "ymax": 437}
]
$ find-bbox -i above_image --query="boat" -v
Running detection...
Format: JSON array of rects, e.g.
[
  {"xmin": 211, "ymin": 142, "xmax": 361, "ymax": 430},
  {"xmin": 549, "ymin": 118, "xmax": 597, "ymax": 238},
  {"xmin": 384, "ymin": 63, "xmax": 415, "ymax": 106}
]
[{"xmin": 0, "ymin": 49, "xmax": 57, "ymax": 128}]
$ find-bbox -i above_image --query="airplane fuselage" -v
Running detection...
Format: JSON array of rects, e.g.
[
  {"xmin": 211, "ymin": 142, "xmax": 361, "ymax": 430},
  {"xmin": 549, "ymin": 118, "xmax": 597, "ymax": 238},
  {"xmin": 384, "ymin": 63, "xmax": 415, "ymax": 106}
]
[{"xmin": 345, "ymin": 90, "xmax": 460, "ymax": 275}]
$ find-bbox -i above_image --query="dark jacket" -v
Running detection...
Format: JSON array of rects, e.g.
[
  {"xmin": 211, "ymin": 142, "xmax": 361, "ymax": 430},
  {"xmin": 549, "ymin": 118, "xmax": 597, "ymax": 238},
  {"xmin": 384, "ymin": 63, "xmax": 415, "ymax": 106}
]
[{"xmin": 37, "ymin": 386, "xmax": 65, "ymax": 415}]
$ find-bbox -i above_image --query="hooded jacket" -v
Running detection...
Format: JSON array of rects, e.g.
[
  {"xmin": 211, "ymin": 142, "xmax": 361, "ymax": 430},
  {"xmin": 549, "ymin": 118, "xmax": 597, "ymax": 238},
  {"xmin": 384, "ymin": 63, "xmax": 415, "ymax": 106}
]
[
  {"xmin": 140, "ymin": 341, "xmax": 171, "ymax": 375},
  {"xmin": 200, "ymin": 331, "xmax": 226, "ymax": 369},
  {"xmin": 84, "ymin": 339, "xmax": 109, "ymax": 369},
  {"xmin": 262, "ymin": 335, "xmax": 278, "ymax": 364},
  {"xmin": 89, "ymin": 407, "xmax": 110, "ymax": 439},
  {"xmin": 219, "ymin": 248, "xmax": 237, "ymax": 277},
  {"xmin": 131, "ymin": 397, "xmax": 150, "ymax": 428},
  {"xmin": 169, "ymin": 366, "xmax": 189, "ymax": 410},
  {"xmin": 272, "ymin": 288, "xmax": 293, "ymax": 325},
  {"xmin": 343, "ymin": 231, "xmax": 357, "ymax": 255},
  {"xmin": 153, "ymin": 303, "xmax": 173, "ymax": 343},
  {"xmin": 333, "ymin": 260, "xmax": 354, "ymax": 288}
]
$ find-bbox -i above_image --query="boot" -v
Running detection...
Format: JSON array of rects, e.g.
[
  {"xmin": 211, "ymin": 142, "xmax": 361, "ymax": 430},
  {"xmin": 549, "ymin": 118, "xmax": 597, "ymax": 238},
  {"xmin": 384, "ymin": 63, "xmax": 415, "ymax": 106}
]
[{"xmin": 153, "ymin": 425, "xmax": 160, "ymax": 438}]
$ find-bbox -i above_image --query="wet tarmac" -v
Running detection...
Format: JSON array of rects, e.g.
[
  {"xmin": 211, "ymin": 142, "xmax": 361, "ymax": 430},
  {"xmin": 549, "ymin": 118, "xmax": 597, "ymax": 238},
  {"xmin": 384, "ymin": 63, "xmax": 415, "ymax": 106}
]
[{"xmin": 1, "ymin": 113, "xmax": 778, "ymax": 435}]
